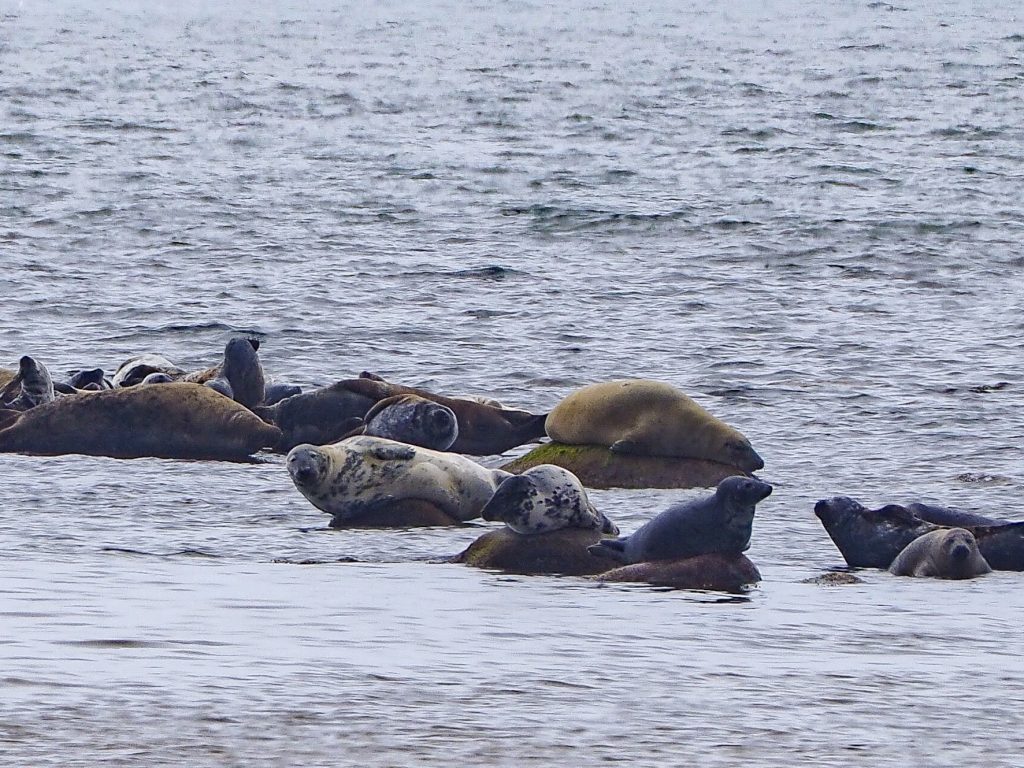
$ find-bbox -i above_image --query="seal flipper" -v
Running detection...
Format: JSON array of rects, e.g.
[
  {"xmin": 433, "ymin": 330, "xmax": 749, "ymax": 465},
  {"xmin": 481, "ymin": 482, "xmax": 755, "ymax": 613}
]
[
  {"xmin": 587, "ymin": 538, "xmax": 629, "ymax": 563},
  {"xmin": 597, "ymin": 511, "xmax": 620, "ymax": 536},
  {"xmin": 609, "ymin": 438, "xmax": 648, "ymax": 455},
  {"xmin": 369, "ymin": 443, "xmax": 417, "ymax": 461}
]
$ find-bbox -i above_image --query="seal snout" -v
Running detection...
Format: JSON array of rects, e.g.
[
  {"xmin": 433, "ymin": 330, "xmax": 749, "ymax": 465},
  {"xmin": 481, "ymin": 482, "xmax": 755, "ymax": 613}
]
[
  {"xmin": 950, "ymin": 543, "xmax": 971, "ymax": 562},
  {"xmin": 286, "ymin": 445, "xmax": 327, "ymax": 488}
]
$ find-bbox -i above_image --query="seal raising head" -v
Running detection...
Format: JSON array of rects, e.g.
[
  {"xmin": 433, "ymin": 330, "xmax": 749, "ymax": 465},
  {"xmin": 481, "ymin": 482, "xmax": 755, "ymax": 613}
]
[
  {"xmin": 480, "ymin": 464, "xmax": 618, "ymax": 535},
  {"xmin": 589, "ymin": 475, "xmax": 772, "ymax": 564},
  {"xmin": 889, "ymin": 527, "xmax": 991, "ymax": 579},
  {"xmin": 0, "ymin": 356, "xmax": 56, "ymax": 411}
]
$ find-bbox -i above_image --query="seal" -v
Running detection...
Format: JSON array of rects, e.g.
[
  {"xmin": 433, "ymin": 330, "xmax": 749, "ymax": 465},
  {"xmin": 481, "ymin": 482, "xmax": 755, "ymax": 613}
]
[
  {"xmin": 262, "ymin": 375, "xmax": 546, "ymax": 455},
  {"xmin": 588, "ymin": 475, "xmax": 772, "ymax": 564},
  {"xmin": 350, "ymin": 374, "xmax": 548, "ymax": 455},
  {"xmin": 285, "ymin": 435, "xmax": 511, "ymax": 526},
  {"xmin": 0, "ymin": 382, "xmax": 281, "ymax": 460},
  {"xmin": 64, "ymin": 368, "xmax": 112, "ymax": 391},
  {"xmin": 453, "ymin": 527, "xmax": 615, "ymax": 576},
  {"xmin": 888, "ymin": 528, "xmax": 992, "ymax": 579},
  {"xmin": 204, "ymin": 337, "xmax": 265, "ymax": 410},
  {"xmin": 814, "ymin": 495, "xmax": 1024, "ymax": 571},
  {"xmin": 142, "ymin": 372, "xmax": 176, "ymax": 385},
  {"xmin": 111, "ymin": 354, "xmax": 186, "ymax": 387},
  {"xmin": 544, "ymin": 379, "xmax": 763, "ymax": 472},
  {"xmin": 479, "ymin": 464, "xmax": 618, "ymax": 535},
  {"xmin": 263, "ymin": 382, "xmax": 302, "ymax": 406},
  {"xmin": 0, "ymin": 356, "xmax": 56, "ymax": 410},
  {"xmin": 346, "ymin": 394, "xmax": 459, "ymax": 451}
]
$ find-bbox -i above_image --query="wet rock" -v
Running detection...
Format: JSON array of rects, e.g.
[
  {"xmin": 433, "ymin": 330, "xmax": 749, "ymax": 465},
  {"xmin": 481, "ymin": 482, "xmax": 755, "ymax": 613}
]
[
  {"xmin": 501, "ymin": 442, "xmax": 749, "ymax": 490},
  {"xmin": 452, "ymin": 527, "xmax": 612, "ymax": 575},
  {"xmin": 801, "ymin": 572, "xmax": 865, "ymax": 585},
  {"xmin": 596, "ymin": 553, "xmax": 761, "ymax": 592},
  {"xmin": 327, "ymin": 498, "xmax": 464, "ymax": 529}
]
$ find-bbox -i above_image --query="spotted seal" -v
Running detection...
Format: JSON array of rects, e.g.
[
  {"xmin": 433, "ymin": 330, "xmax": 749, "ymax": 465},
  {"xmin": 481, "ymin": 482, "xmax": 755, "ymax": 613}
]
[
  {"xmin": 479, "ymin": 464, "xmax": 618, "ymax": 535},
  {"xmin": 286, "ymin": 435, "xmax": 511, "ymax": 526},
  {"xmin": 589, "ymin": 475, "xmax": 772, "ymax": 564},
  {"xmin": 0, "ymin": 382, "xmax": 281, "ymax": 460},
  {"xmin": 0, "ymin": 356, "xmax": 56, "ymax": 410},
  {"xmin": 544, "ymin": 379, "xmax": 763, "ymax": 472},
  {"xmin": 888, "ymin": 528, "xmax": 991, "ymax": 579},
  {"xmin": 344, "ymin": 394, "xmax": 459, "ymax": 451}
]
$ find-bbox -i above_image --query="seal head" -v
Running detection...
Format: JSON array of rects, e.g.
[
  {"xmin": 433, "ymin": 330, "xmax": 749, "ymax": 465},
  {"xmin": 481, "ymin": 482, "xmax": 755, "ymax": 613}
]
[
  {"xmin": 889, "ymin": 527, "xmax": 992, "ymax": 579},
  {"xmin": 0, "ymin": 356, "xmax": 56, "ymax": 411},
  {"xmin": 355, "ymin": 394, "xmax": 459, "ymax": 451}
]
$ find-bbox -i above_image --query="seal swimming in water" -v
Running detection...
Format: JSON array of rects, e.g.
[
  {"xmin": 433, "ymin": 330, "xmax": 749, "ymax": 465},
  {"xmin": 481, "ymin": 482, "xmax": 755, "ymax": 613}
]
[
  {"xmin": 544, "ymin": 379, "xmax": 763, "ymax": 472},
  {"xmin": 0, "ymin": 356, "xmax": 56, "ymax": 410},
  {"xmin": 285, "ymin": 435, "xmax": 511, "ymax": 526},
  {"xmin": 479, "ymin": 464, "xmax": 618, "ymax": 535},
  {"xmin": 888, "ymin": 528, "xmax": 991, "ymax": 579},
  {"xmin": 342, "ymin": 394, "xmax": 459, "ymax": 451},
  {"xmin": 814, "ymin": 495, "xmax": 1024, "ymax": 571},
  {"xmin": 588, "ymin": 475, "xmax": 773, "ymax": 564},
  {"xmin": 0, "ymin": 382, "xmax": 281, "ymax": 460}
]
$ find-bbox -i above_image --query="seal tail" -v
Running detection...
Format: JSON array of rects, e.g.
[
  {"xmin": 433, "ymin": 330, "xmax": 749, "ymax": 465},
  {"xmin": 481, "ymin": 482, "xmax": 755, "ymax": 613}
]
[{"xmin": 587, "ymin": 538, "xmax": 629, "ymax": 563}]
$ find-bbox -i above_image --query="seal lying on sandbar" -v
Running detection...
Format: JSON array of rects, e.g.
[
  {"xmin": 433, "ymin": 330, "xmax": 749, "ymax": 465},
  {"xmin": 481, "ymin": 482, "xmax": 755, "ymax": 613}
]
[
  {"xmin": 544, "ymin": 379, "xmax": 764, "ymax": 472},
  {"xmin": 343, "ymin": 394, "xmax": 459, "ymax": 451},
  {"xmin": 479, "ymin": 464, "xmax": 618, "ymax": 535},
  {"xmin": 285, "ymin": 435, "xmax": 511, "ymax": 527},
  {"xmin": 0, "ymin": 356, "xmax": 56, "ymax": 410},
  {"xmin": 111, "ymin": 354, "xmax": 186, "ymax": 387},
  {"xmin": 589, "ymin": 476, "xmax": 772, "ymax": 564},
  {"xmin": 0, "ymin": 382, "xmax": 281, "ymax": 460},
  {"xmin": 888, "ymin": 528, "xmax": 991, "ymax": 579},
  {"xmin": 814, "ymin": 496, "xmax": 1024, "ymax": 571}
]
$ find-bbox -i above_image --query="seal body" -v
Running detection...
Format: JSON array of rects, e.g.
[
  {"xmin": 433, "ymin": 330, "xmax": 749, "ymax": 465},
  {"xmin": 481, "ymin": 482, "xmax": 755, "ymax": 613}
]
[
  {"xmin": 453, "ymin": 527, "xmax": 613, "ymax": 576},
  {"xmin": 212, "ymin": 337, "xmax": 265, "ymax": 410},
  {"xmin": 112, "ymin": 355, "xmax": 186, "ymax": 387},
  {"xmin": 285, "ymin": 435, "xmax": 511, "ymax": 524},
  {"xmin": 544, "ymin": 379, "xmax": 763, "ymax": 472},
  {"xmin": 256, "ymin": 380, "xmax": 378, "ymax": 450},
  {"xmin": 0, "ymin": 356, "xmax": 56, "ymax": 410},
  {"xmin": 597, "ymin": 553, "xmax": 762, "ymax": 592},
  {"xmin": 889, "ymin": 528, "xmax": 992, "ymax": 579},
  {"xmin": 0, "ymin": 382, "xmax": 281, "ymax": 460},
  {"xmin": 356, "ymin": 394, "xmax": 459, "ymax": 451},
  {"xmin": 480, "ymin": 464, "xmax": 618, "ymax": 535},
  {"xmin": 589, "ymin": 475, "xmax": 772, "ymax": 564},
  {"xmin": 65, "ymin": 368, "xmax": 112, "ymax": 391}
]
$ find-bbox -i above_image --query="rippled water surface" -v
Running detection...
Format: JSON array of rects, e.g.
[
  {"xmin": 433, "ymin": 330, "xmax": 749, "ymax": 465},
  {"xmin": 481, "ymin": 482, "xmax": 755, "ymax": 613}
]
[{"xmin": 2, "ymin": 0, "xmax": 1023, "ymax": 764}]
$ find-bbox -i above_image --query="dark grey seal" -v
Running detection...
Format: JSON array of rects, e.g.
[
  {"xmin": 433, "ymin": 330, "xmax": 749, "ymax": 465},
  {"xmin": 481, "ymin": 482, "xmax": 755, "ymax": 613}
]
[
  {"xmin": 347, "ymin": 394, "xmax": 459, "ymax": 451},
  {"xmin": 479, "ymin": 463, "xmax": 618, "ymax": 535},
  {"xmin": 0, "ymin": 356, "xmax": 56, "ymax": 410},
  {"xmin": 588, "ymin": 475, "xmax": 772, "ymax": 564},
  {"xmin": 204, "ymin": 337, "xmax": 265, "ymax": 410},
  {"xmin": 889, "ymin": 528, "xmax": 991, "ymax": 579}
]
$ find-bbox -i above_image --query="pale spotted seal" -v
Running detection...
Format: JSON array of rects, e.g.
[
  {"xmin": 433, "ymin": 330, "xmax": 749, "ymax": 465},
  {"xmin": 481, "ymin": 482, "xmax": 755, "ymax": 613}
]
[
  {"xmin": 544, "ymin": 379, "xmax": 763, "ymax": 472},
  {"xmin": 589, "ymin": 475, "xmax": 772, "ymax": 564},
  {"xmin": 285, "ymin": 435, "xmax": 511, "ymax": 526},
  {"xmin": 0, "ymin": 356, "xmax": 56, "ymax": 410},
  {"xmin": 889, "ymin": 528, "xmax": 991, "ymax": 579},
  {"xmin": 479, "ymin": 464, "xmax": 618, "ymax": 535}
]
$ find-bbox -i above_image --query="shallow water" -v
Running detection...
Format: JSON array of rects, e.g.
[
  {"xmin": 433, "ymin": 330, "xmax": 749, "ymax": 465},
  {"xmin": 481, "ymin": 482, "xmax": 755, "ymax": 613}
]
[{"xmin": 2, "ymin": 0, "xmax": 1023, "ymax": 764}]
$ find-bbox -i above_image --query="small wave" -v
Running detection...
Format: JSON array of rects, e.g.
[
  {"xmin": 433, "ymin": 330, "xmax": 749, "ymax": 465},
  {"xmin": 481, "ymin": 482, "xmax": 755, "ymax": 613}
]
[{"xmin": 101, "ymin": 546, "xmax": 221, "ymax": 558}]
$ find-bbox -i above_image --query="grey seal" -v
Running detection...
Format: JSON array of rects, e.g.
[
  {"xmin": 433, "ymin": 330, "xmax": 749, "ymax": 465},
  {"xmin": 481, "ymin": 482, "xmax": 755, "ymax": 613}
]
[
  {"xmin": 588, "ymin": 475, "xmax": 773, "ymax": 564},
  {"xmin": 479, "ymin": 464, "xmax": 618, "ymax": 535},
  {"xmin": 345, "ymin": 394, "xmax": 459, "ymax": 451},
  {"xmin": 0, "ymin": 356, "xmax": 56, "ymax": 410},
  {"xmin": 889, "ymin": 528, "xmax": 991, "ymax": 579}
]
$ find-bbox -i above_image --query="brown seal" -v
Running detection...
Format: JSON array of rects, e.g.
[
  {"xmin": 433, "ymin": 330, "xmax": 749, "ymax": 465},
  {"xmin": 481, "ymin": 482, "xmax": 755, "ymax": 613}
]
[
  {"xmin": 596, "ymin": 553, "xmax": 761, "ymax": 592},
  {"xmin": 544, "ymin": 379, "xmax": 763, "ymax": 472},
  {"xmin": 452, "ymin": 527, "xmax": 614, "ymax": 576},
  {"xmin": 0, "ymin": 382, "xmax": 281, "ymax": 460}
]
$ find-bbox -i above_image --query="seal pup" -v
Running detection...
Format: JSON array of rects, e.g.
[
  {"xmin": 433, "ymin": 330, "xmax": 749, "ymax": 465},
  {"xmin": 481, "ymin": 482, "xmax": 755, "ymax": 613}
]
[
  {"xmin": 0, "ymin": 356, "xmax": 56, "ymax": 410},
  {"xmin": 889, "ymin": 528, "xmax": 992, "ymax": 579},
  {"xmin": 589, "ymin": 475, "xmax": 772, "ymax": 564},
  {"xmin": 0, "ymin": 382, "xmax": 281, "ymax": 460},
  {"xmin": 343, "ymin": 394, "xmax": 459, "ymax": 451},
  {"xmin": 112, "ymin": 354, "xmax": 186, "ymax": 387},
  {"xmin": 544, "ymin": 379, "xmax": 763, "ymax": 472},
  {"xmin": 285, "ymin": 435, "xmax": 511, "ymax": 525},
  {"xmin": 479, "ymin": 464, "xmax": 618, "ymax": 535}
]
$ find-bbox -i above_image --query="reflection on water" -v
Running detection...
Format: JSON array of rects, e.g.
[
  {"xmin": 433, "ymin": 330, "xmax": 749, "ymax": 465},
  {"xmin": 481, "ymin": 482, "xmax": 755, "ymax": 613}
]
[{"xmin": 2, "ymin": 0, "xmax": 1024, "ymax": 764}]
